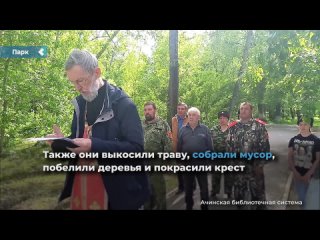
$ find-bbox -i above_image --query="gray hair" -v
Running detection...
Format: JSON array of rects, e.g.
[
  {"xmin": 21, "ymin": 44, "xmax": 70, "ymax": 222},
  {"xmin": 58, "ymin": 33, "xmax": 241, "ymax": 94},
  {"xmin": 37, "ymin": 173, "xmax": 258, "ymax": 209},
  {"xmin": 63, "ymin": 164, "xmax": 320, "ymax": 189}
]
[
  {"xmin": 187, "ymin": 107, "xmax": 200, "ymax": 116},
  {"xmin": 65, "ymin": 49, "xmax": 98, "ymax": 74}
]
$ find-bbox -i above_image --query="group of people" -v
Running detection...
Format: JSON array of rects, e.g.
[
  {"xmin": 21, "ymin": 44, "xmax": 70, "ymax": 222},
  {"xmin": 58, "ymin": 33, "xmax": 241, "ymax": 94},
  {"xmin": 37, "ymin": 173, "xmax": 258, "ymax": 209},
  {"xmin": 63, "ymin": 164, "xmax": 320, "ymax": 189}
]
[
  {"xmin": 171, "ymin": 101, "xmax": 270, "ymax": 210},
  {"xmin": 46, "ymin": 49, "xmax": 319, "ymax": 210}
]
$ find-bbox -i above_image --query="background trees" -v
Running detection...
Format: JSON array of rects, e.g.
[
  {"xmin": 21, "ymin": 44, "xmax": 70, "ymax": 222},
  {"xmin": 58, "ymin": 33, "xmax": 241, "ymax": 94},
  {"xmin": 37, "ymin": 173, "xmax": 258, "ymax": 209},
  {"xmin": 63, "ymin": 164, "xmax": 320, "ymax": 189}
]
[{"xmin": 1, "ymin": 30, "xmax": 319, "ymax": 154}]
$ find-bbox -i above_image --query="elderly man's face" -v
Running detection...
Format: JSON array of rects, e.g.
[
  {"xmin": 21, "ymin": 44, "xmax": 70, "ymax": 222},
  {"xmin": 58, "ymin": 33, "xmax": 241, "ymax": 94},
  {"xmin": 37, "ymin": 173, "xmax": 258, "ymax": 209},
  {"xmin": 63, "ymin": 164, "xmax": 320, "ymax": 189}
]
[
  {"xmin": 67, "ymin": 65, "xmax": 99, "ymax": 102},
  {"xmin": 188, "ymin": 111, "xmax": 200, "ymax": 125},
  {"xmin": 144, "ymin": 105, "xmax": 156, "ymax": 121}
]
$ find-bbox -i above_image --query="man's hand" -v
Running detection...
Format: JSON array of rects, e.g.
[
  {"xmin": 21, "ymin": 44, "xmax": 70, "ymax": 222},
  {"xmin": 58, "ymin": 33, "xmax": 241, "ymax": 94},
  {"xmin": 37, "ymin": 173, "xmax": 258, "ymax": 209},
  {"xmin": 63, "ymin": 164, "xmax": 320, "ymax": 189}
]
[
  {"xmin": 45, "ymin": 124, "xmax": 64, "ymax": 145},
  {"xmin": 67, "ymin": 138, "xmax": 92, "ymax": 154}
]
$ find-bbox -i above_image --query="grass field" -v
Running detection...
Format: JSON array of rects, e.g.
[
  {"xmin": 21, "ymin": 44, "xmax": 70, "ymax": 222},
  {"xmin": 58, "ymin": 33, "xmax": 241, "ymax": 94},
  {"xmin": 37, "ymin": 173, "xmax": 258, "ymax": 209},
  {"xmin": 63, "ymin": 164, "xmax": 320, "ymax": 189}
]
[
  {"xmin": 0, "ymin": 143, "xmax": 65, "ymax": 209},
  {"xmin": 0, "ymin": 143, "xmax": 179, "ymax": 209}
]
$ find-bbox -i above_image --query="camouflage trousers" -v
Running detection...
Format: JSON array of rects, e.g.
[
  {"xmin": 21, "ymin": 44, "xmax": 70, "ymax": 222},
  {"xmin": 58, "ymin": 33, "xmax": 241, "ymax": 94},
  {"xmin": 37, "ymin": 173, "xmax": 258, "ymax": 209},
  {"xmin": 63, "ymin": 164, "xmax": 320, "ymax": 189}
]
[
  {"xmin": 233, "ymin": 166, "xmax": 266, "ymax": 210},
  {"xmin": 211, "ymin": 171, "xmax": 234, "ymax": 197},
  {"xmin": 144, "ymin": 173, "xmax": 166, "ymax": 210}
]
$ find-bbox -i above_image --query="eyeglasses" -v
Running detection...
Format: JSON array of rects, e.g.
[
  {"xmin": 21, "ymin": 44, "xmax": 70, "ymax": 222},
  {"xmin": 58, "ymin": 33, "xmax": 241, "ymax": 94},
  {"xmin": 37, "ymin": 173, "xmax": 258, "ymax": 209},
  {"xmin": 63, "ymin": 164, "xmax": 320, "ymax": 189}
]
[
  {"xmin": 69, "ymin": 78, "xmax": 86, "ymax": 86},
  {"xmin": 69, "ymin": 75, "xmax": 93, "ymax": 86}
]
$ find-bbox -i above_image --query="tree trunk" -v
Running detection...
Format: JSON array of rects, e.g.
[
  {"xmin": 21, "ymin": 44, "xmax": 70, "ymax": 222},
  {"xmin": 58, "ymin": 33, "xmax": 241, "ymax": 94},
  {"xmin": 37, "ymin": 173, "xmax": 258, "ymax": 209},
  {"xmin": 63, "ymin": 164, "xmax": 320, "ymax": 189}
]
[
  {"xmin": 296, "ymin": 109, "xmax": 302, "ymax": 123},
  {"xmin": 228, "ymin": 30, "xmax": 254, "ymax": 118},
  {"xmin": 289, "ymin": 108, "xmax": 295, "ymax": 119},
  {"xmin": 0, "ymin": 58, "xmax": 10, "ymax": 154},
  {"xmin": 258, "ymin": 103, "xmax": 267, "ymax": 120},
  {"xmin": 268, "ymin": 106, "xmax": 273, "ymax": 120},
  {"xmin": 257, "ymin": 77, "xmax": 267, "ymax": 120},
  {"xmin": 167, "ymin": 30, "xmax": 179, "ymax": 128},
  {"xmin": 274, "ymin": 102, "xmax": 282, "ymax": 123}
]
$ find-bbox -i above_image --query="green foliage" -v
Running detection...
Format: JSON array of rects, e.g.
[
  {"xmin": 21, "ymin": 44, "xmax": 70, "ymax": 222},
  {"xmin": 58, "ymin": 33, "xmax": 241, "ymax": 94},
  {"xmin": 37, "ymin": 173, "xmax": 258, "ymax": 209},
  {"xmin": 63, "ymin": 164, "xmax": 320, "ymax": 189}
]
[
  {"xmin": 1, "ymin": 30, "xmax": 319, "ymax": 153},
  {"xmin": 1, "ymin": 30, "xmax": 319, "ymax": 208}
]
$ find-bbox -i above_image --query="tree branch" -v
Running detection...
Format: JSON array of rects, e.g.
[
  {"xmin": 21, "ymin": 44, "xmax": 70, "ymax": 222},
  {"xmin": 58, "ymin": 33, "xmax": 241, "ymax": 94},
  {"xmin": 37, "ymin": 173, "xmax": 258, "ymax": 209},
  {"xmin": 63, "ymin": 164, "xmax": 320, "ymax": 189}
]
[{"xmin": 96, "ymin": 30, "xmax": 120, "ymax": 59}]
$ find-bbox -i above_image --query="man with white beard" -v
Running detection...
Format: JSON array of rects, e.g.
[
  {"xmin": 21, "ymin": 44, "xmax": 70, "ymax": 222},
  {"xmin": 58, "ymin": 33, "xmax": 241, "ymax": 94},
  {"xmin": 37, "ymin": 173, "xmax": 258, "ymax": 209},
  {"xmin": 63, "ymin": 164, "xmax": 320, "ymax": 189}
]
[{"xmin": 46, "ymin": 49, "xmax": 150, "ymax": 210}]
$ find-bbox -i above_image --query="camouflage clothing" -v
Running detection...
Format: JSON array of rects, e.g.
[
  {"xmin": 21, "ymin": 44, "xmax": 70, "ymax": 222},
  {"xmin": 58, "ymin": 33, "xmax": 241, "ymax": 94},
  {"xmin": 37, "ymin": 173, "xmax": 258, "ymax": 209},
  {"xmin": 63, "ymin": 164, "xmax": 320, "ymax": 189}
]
[
  {"xmin": 227, "ymin": 119, "xmax": 270, "ymax": 154},
  {"xmin": 144, "ymin": 173, "xmax": 167, "ymax": 210},
  {"xmin": 210, "ymin": 125, "xmax": 233, "ymax": 196},
  {"xmin": 142, "ymin": 117, "xmax": 172, "ymax": 210},
  {"xmin": 211, "ymin": 125, "xmax": 229, "ymax": 152},
  {"xmin": 142, "ymin": 118, "xmax": 172, "ymax": 154},
  {"xmin": 227, "ymin": 119, "xmax": 270, "ymax": 209}
]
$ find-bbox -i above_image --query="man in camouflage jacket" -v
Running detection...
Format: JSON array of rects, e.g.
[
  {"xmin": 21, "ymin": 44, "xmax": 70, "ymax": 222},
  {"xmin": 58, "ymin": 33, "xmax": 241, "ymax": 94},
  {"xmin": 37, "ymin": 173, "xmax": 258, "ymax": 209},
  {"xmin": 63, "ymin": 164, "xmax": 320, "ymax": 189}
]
[
  {"xmin": 142, "ymin": 102, "xmax": 172, "ymax": 210},
  {"xmin": 227, "ymin": 102, "xmax": 270, "ymax": 209}
]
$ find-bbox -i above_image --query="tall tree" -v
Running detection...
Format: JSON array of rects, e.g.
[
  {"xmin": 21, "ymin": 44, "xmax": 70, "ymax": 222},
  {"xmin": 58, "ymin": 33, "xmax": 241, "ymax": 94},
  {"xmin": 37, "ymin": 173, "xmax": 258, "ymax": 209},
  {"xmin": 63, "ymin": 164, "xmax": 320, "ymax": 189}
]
[
  {"xmin": 0, "ymin": 58, "xmax": 10, "ymax": 154},
  {"xmin": 228, "ymin": 30, "xmax": 254, "ymax": 118},
  {"xmin": 168, "ymin": 30, "xmax": 179, "ymax": 126}
]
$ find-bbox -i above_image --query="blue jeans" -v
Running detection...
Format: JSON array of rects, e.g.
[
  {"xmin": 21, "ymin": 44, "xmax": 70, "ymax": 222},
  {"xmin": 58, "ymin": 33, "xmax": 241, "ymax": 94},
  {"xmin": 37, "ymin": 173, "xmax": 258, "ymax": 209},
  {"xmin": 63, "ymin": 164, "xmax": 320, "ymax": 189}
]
[
  {"xmin": 304, "ymin": 178, "xmax": 320, "ymax": 210},
  {"xmin": 294, "ymin": 178, "xmax": 309, "ymax": 208}
]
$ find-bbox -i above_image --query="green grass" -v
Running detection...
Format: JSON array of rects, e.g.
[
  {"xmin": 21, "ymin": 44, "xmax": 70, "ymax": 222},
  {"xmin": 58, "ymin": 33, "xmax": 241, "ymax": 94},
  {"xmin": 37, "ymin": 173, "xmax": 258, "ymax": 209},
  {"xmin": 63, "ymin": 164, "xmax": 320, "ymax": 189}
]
[
  {"xmin": 164, "ymin": 174, "xmax": 178, "ymax": 193},
  {"xmin": 0, "ymin": 142, "xmax": 180, "ymax": 209},
  {"xmin": 12, "ymin": 196, "xmax": 61, "ymax": 210},
  {"xmin": 0, "ymin": 174, "xmax": 65, "ymax": 209},
  {"xmin": 0, "ymin": 143, "xmax": 66, "ymax": 209}
]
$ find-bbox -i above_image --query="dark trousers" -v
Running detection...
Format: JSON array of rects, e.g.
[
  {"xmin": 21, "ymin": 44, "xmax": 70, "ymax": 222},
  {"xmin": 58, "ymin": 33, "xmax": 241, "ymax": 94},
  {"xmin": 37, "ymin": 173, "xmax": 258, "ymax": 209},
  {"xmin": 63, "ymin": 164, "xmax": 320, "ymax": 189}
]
[
  {"xmin": 184, "ymin": 173, "xmax": 208, "ymax": 210},
  {"xmin": 211, "ymin": 171, "xmax": 233, "ymax": 197},
  {"xmin": 177, "ymin": 172, "xmax": 184, "ymax": 191}
]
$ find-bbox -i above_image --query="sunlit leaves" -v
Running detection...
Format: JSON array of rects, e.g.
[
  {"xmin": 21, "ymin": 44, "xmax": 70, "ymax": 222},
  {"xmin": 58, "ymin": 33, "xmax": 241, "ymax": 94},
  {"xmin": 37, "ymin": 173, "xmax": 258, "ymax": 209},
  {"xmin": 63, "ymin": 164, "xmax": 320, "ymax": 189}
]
[{"xmin": 1, "ymin": 30, "xmax": 319, "ymax": 152}]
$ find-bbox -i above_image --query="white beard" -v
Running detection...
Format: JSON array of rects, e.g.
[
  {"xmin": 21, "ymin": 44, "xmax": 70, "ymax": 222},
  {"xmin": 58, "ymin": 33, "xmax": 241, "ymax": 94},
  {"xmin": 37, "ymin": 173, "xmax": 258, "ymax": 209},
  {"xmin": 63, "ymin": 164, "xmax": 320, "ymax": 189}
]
[
  {"xmin": 82, "ymin": 80, "xmax": 100, "ymax": 102},
  {"xmin": 82, "ymin": 90, "xmax": 98, "ymax": 102}
]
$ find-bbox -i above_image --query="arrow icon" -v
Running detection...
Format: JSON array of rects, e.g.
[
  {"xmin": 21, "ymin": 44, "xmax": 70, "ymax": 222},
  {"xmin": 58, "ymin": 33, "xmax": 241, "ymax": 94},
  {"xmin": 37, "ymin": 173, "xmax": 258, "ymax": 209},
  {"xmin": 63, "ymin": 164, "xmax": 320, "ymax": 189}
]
[{"xmin": 38, "ymin": 48, "xmax": 44, "ymax": 56}]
